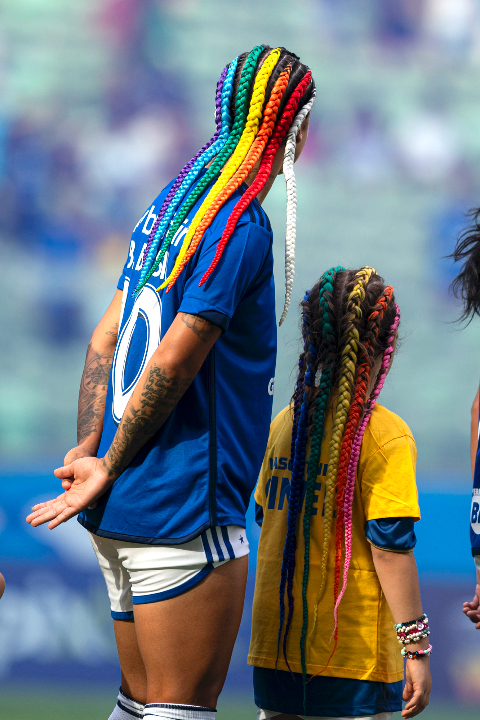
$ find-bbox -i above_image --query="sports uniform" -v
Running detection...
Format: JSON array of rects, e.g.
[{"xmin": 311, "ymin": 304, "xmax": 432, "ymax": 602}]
[
  {"xmin": 471, "ymin": 381, "xmax": 480, "ymax": 564},
  {"xmin": 80, "ymin": 171, "xmax": 276, "ymax": 615},
  {"xmin": 249, "ymin": 402, "xmax": 420, "ymax": 719}
]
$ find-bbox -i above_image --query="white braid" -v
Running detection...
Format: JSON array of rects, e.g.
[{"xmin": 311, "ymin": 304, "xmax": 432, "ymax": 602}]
[{"xmin": 279, "ymin": 87, "xmax": 317, "ymax": 326}]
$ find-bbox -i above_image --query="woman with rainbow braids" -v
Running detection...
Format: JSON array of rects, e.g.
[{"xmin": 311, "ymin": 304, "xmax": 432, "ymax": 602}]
[
  {"xmin": 27, "ymin": 45, "xmax": 315, "ymax": 720},
  {"xmin": 249, "ymin": 268, "xmax": 432, "ymax": 720}
]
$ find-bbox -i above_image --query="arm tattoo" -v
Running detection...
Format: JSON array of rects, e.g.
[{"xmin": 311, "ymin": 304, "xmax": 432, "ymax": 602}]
[
  {"xmin": 180, "ymin": 313, "xmax": 219, "ymax": 343},
  {"xmin": 77, "ymin": 342, "xmax": 114, "ymax": 444},
  {"xmin": 104, "ymin": 363, "xmax": 193, "ymax": 478}
]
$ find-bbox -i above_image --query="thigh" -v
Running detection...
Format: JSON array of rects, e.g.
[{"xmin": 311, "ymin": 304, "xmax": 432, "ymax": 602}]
[
  {"xmin": 133, "ymin": 554, "xmax": 248, "ymax": 707},
  {"xmin": 114, "ymin": 618, "xmax": 147, "ymax": 704}
]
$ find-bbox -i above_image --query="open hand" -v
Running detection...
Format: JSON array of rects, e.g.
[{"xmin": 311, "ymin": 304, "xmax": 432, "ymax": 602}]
[
  {"xmin": 26, "ymin": 457, "xmax": 112, "ymax": 530},
  {"xmin": 402, "ymin": 657, "xmax": 431, "ymax": 718},
  {"xmin": 463, "ymin": 583, "xmax": 480, "ymax": 628}
]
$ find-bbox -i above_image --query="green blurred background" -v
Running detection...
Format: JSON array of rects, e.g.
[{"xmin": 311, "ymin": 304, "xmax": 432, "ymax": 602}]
[{"xmin": 2, "ymin": 0, "xmax": 480, "ymax": 717}]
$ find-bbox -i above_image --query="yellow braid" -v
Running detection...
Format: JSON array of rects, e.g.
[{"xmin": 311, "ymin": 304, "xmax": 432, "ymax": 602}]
[
  {"xmin": 308, "ymin": 266, "xmax": 375, "ymax": 643},
  {"xmin": 158, "ymin": 47, "xmax": 281, "ymax": 290}
]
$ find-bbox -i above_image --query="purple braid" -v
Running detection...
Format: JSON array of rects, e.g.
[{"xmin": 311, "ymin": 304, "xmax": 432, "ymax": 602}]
[
  {"xmin": 334, "ymin": 303, "xmax": 400, "ymax": 617},
  {"xmin": 141, "ymin": 65, "xmax": 228, "ymax": 265}
]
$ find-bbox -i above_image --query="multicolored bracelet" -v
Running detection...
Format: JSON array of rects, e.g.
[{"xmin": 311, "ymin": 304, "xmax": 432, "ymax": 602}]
[
  {"xmin": 401, "ymin": 644, "xmax": 432, "ymax": 660},
  {"xmin": 394, "ymin": 613, "xmax": 430, "ymax": 646}
]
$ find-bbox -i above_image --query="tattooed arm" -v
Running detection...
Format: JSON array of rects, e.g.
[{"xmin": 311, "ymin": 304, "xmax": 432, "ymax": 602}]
[
  {"xmin": 62, "ymin": 290, "xmax": 123, "ymax": 472},
  {"xmin": 27, "ymin": 312, "xmax": 222, "ymax": 528}
]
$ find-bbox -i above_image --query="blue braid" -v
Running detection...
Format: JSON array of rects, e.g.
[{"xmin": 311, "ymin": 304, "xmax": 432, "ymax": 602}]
[
  {"xmin": 133, "ymin": 57, "xmax": 238, "ymax": 296},
  {"xmin": 277, "ymin": 291, "xmax": 313, "ymax": 669}
]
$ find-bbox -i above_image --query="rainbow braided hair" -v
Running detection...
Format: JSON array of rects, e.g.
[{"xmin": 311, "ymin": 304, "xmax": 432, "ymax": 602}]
[
  {"xmin": 276, "ymin": 268, "xmax": 400, "ymax": 689},
  {"xmin": 298, "ymin": 267, "xmax": 344, "ymax": 686},
  {"xmin": 140, "ymin": 63, "xmax": 230, "ymax": 268},
  {"xmin": 336, "ymin": 301, "xmax": 400, "ymax": 618},
  {"xmin": 309, "ymin": 266, "xmax": 375, "ymax": 642},
  {"xmin": 134, "ymin": 56, "xmax": 239, "ymax": 292},
  {"xmin": 330, "ymin": 285, "xmax": 394, "ymax": 642},
  {"xmin": 131, "ymin": 45, "xmax": 315, "ymax": 323},
  {"xmin": 276, "ymin": 268, "xmax": 345, "ymax": 671}
]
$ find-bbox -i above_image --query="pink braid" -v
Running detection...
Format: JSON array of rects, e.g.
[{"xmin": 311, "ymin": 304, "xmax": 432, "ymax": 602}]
[{"xmin": 333, "ymin": 304, "xmax": 401, "ymax": 619}]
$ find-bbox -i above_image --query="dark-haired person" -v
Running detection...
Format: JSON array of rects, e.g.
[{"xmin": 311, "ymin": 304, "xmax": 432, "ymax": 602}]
[
  {"xmin": 450, "ymin": 213, "xmax": 480, "ymax": 629},
  {"xmin": 26, "ymin": 46, "xmax": 315, "ymax": 720},
  {"xmin": 249, "ymin": 267, "xmax": 432, "ymax": 719}
]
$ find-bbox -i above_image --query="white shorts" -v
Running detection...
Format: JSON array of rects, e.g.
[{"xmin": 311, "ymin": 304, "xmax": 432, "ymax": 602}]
[
  {"xmin": 257, "ymin": 711, "xmax": 392, "ymax": 720},
  {"xmin": 89, "ymin": 526, "xmax": 249, "ymax": 620}
]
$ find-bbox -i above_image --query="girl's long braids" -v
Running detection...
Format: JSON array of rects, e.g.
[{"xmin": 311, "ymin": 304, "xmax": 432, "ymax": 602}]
[
  {"xmin": 331, "ymin": 285, "xmax": 394, "ymax": 642},
  {"xmin": 308, "ymin": 266, "xmax": 375, "ymax": 643},
  {"xmin": 298, "ymin": 267, "xmax": 344, "ymax": 689},
  {"xmin": 337, "ymin": 302, "xmax": 400, "ymax": 618},
  {"xmin": 132, "ymin": 44, "xmax": 315, "ymax": 324},
  {"xmin": 277, "ymin": 268, "xmax": 400, "ymax": 691}
]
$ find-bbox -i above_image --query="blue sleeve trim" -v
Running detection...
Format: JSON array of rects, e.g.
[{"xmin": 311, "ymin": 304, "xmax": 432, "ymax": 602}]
[
  {"xmin": 366, "ymin": 517, "xmax": 416, "ymax": 551},
  {"xmin": 111, "ymin": 610, "xmax": 134, "ymax": 621},
  {"xmin": 179, "ymin": 297, "xmax": 232, "ymax": 330},
  {"xmin": 117, "ymin": 273, "xmax": 126, "ymax": 291},
  {"xmin": 195, "ymin": 309, "xmax": 229, "ymax": 332},
  {"xmin": 255, "ymin": 501, "xmax": 264, "ymax": 527},
  {"xmin": 131, "ymin": 563, "xmax": 214, "ymax": 604}
]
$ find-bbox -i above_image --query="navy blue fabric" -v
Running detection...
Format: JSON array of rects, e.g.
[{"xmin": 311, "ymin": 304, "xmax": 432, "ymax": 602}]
[
  {"xmin": 253, "ymin": 666, "xmax": 402, "ymax": 717},
  {"xmin": 366, "ymin": 517, "xmax": 416, "ymax": 551},
  {"xmin": 471, "ymin": 379, "xmax": 480, "ymax": 556},
  {"xmin": 255, "ymin": 500, "xmax": 264, "ymax": 527},
  {"xmin": 79, "ymin": 174, "xmax": 276, "ymax": 543}
]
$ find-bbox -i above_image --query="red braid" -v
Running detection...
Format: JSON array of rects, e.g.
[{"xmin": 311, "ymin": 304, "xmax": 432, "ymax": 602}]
[{"xmin": 198, "ymin": 71, "xmax": 313, "ymax": 287}]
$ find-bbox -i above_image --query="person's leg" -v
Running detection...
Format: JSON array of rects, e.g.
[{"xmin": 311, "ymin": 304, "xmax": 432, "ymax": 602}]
[
  {"xmin": 89, "ymin": 533, "xmax": 147, "ymax": 718},
  {"xmin": 114, "ymin": 619, "xmax": 148, "ymax": 704},
  {"xmin": 133, "ymin": 555, "xmax": 248, "ymax": 708}
]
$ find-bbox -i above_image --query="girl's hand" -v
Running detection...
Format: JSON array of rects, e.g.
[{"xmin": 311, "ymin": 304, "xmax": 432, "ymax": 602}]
[
  {"xmin": 402, "ymin": 657, "xmax": 431, "ymax": 718},
  {"xmin": 463, "ymin": 583, "xmax": 480, "ymax": 628},
  {"xmin": 26, "ymin": 457, "xmax": 112, "ymax": 530}
]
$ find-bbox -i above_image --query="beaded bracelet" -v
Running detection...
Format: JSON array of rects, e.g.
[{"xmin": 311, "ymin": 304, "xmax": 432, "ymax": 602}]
[
  {"xmin": 394, "ymin": 613, "xmax": 429, "ymax": 646},
  {"xmin": 401, "ymin": 644, "xmax": 432, "ymax": 660}
]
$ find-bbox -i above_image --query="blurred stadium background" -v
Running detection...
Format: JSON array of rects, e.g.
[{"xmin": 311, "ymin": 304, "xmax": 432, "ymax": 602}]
[{"xmin": 1, "ymin": 0, "xmax": 480, "ymax": 717}]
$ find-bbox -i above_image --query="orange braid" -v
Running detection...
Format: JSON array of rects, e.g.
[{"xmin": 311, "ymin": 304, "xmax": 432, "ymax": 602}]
[
  {"xmin": 331, "ymin": 285, "xmax": 395, "ymax": 642},
  {"xmin": 198, "ymin": 71, "xmax": 312, "ymax": 287},
  {"xmin": 164, "ymin": 66, "xmax": 292, "ymax": 292}
]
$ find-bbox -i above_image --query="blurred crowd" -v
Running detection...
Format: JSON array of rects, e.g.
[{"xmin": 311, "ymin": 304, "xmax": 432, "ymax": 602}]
[{"xmin": 2, "ymin": 0, "xmax": 480, "ymax": 462}]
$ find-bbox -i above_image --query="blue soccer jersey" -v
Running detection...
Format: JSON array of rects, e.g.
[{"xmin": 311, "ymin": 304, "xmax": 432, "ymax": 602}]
[{"xmin": 78, "ymin": 177, "xmax": 277, "ymax": 543}]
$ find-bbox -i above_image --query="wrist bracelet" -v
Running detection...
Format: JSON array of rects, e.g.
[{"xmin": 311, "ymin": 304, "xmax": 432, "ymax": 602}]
[
  {"xmin": 394, "ymin": 613, "xmax": 429, "ymax": 646},
  {"xmin": 401, "ymin": 644, "xmax": 432, "ymax": 659}
]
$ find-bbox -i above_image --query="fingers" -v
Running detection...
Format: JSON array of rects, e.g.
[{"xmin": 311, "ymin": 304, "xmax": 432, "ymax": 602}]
[
  {"xmin": 54, "ymin": 462, "xmax": 75, "ymax": 479},
  {"xmin": 27, "ymin": 500, "xmax": 67, "ymax": 527},
  {"xmin": 403, "ymin": 680, "xmax": 413, "ymax": 703},
  {"xmin": 48, "ymin": 506, "xmax": 78, "ymax": 529},
  {"xmin": 402, "ymin": 687, "xmax": 430, "ymax": 719},
  {"xmin": 62, "ymin": 479, "xmax": 73, "ymax": 490}
]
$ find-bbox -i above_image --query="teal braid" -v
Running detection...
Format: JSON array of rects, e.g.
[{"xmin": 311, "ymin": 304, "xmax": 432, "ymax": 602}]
[
  {"xmin": 133, "ymin": 56, "xmax": 239, "ymax": 295},
  {"xmin": 137, "ymin": 45, "xmax": 265, "ymax": 289},
  {"xmin": 300, "ymin": 266, "xmax": 344, "ymax": 697}
]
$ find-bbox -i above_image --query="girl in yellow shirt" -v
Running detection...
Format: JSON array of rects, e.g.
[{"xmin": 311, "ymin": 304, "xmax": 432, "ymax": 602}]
[{"xmin": 248, "ymin": 267, "xmax": 432, "ymax": 720}]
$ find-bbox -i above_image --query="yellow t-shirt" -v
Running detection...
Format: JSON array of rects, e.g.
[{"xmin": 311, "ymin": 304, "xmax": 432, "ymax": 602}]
[{"xmin": 248, "ymin": 402, "xmax": 420, "ymax": 683}]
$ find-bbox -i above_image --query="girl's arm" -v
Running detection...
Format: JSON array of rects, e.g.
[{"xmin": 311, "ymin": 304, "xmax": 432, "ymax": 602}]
[
  {"xmin": 471, "ymin": 389, "xmax": 479, "ymax": 479},
  {"xmin": 371, "ymin": 546, "xmax": 431, "ymax": 720}
]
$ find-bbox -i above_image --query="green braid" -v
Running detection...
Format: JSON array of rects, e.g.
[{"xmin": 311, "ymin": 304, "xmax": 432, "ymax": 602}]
[
  {"xmin": 299, "ymin": 266, "xmax": 344, "ymax": 688},
  {"xmin": 308, "ymin": 266, "xmax": 375, "ymax": 643},
  {"xmin": 140, "ymin": 45, "xmax": 265, "ymax": 287}
]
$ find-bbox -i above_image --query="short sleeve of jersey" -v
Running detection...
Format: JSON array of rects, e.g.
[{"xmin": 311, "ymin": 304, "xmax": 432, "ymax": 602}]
[
  {"xmin": 179, "ymin": 220, "xmax": 272, "ymax": 332},
  {"xmin": 360, "ymin": 434, "xmax": 420, "ymax": 522}
]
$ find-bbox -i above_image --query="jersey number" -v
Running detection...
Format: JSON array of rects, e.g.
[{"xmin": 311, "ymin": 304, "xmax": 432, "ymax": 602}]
[{"xmin": 112, "ymin": 282, "xmax": 162, "ymax": 424}]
